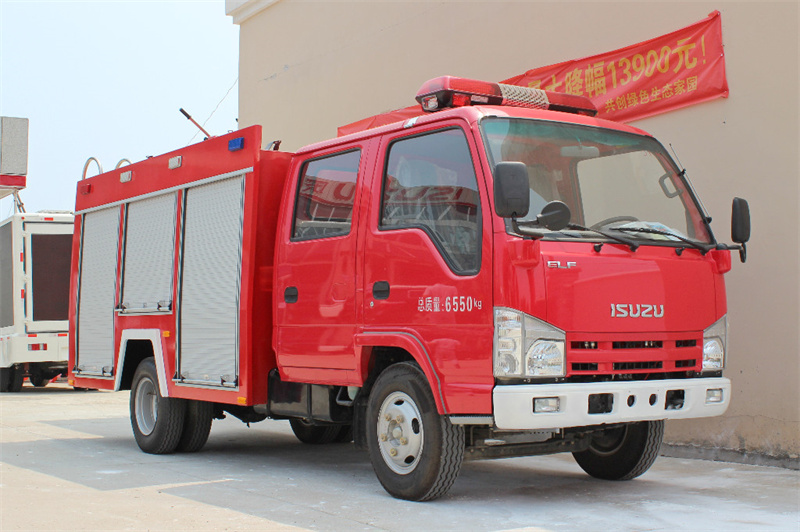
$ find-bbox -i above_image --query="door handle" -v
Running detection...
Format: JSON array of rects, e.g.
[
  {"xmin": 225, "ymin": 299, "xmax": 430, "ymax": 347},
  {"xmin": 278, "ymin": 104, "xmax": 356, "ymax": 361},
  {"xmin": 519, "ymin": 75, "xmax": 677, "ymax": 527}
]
[
  {"xmin": 284, "ymin": 286, "xmax": 298, "ymax": 303},
  {"xmin": 372, "ymin": 281, "xmax": 390, "ymax": 300}
]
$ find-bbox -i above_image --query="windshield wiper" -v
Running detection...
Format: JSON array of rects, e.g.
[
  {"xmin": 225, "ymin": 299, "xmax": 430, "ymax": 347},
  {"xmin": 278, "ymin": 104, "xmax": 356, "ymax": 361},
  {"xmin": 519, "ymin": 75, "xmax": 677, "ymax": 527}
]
[
  {"xmin": 612, "ymin": 226, "xmax": 713, "ymax": 254},
  {"xmin": 565, "ymin": 223, "xmax": 639, "ymax": 251}
]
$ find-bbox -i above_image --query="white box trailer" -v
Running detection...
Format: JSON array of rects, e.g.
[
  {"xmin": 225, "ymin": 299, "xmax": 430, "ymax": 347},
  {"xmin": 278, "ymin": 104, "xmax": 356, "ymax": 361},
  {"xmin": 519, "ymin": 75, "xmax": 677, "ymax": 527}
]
[{"xmin": 0, "ymin": 211, "xmax": 74, "ymax": 392}]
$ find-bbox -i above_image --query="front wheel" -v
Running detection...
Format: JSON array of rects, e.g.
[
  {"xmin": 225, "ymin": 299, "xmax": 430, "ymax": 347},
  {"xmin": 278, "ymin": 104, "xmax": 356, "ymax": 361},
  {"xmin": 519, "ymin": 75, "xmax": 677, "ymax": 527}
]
[
  {"xmin": 572, "ymin": 420, "xmax": 664, "ymax": 480},
  {"xmin": 366, "ymin": 362, "xmax": 464, "ymax": 501},
  {"xmin": 130, "ymin": 358, "xmax": 186, "ymax": 454}
]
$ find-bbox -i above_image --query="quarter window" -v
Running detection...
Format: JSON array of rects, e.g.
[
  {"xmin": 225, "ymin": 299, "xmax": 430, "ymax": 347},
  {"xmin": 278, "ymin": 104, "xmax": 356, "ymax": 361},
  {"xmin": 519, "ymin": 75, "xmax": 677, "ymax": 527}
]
[
  {"xmin": 381, "ymin": 129, "xmax": 481, "ymax": 274},
  {"xmin": 293, "ymin": 149, "xmax": 361, "ymax": 240}
]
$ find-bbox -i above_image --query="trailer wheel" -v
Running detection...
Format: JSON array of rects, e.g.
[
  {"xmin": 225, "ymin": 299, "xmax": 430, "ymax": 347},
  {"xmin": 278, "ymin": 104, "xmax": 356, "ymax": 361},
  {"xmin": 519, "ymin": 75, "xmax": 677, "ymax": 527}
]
[
  {"xmin": 28, "ymin": 366, "xmax": 48, "ymax": 388},
  {"xmin": 289, "ymin": 418, "xmax": 343, "ymax": 445},
  {"xmin": 130, "ymin": 358, "xmax": 185, "ymax": 454},
  {"xmin": 176, "ymin": 400, "xmax": 214, "ymax": 452},
  {"xmin": 2, "ymin": 366, "xmax": 24, "ymax": 393},
  {"xmin": 366, "ymin": 362, "xmax": 464, "ymax": 501},
  {"xmin": 0, "ymin": 367, "xmax": 12, "ymax": 392},
  {"xmin": 572, "ymin": 420, "xmax": 664, "ymax": 480}
]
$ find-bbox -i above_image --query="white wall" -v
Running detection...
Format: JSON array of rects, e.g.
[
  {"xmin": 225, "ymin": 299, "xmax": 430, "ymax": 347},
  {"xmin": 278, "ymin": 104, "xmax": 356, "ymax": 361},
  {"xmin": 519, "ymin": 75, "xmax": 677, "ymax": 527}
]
[{"xmin": 229, "ymin": 0, "xmax": 799, "ymax": 458}]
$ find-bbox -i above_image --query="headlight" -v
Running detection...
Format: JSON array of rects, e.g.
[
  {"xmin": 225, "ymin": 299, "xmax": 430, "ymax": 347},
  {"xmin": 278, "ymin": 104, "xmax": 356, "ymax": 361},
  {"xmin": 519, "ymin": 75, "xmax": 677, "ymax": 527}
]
[
  {"xmin": 494, "ymin": 308, "xmax": 565, "ymax": 378},
  {"xmin": 526, "ymin": 339, "xmax": 566, "ymax": 376},
  {"xmin": 702, "ymin": 315, "xmax": 728, "ymax": 371}
]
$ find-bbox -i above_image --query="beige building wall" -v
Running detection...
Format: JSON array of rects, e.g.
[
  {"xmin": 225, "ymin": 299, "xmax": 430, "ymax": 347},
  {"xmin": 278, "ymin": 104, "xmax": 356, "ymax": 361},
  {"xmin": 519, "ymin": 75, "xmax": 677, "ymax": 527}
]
[{"xmin": 227, "ymin": 0, "xmax": 799, "ymax": 460}]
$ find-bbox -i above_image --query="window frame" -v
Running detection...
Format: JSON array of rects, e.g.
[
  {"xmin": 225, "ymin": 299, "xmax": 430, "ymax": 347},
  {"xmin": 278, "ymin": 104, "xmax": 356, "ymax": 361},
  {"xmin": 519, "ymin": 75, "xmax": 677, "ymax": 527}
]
[
  {"xmin": 379, "ymin": 126, "xmax": 483, "ymax": 276},
  {"xmin": 290, "ymin": 148, "xmax": 362, "ymax": 242}
]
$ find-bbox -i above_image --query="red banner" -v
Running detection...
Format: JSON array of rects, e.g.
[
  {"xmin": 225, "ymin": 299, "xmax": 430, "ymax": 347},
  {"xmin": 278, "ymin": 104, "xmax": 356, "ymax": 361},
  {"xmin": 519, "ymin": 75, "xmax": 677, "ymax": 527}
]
[{"xmin": 503, "ymin": 11, "xmax": 729, "ymax": 123}]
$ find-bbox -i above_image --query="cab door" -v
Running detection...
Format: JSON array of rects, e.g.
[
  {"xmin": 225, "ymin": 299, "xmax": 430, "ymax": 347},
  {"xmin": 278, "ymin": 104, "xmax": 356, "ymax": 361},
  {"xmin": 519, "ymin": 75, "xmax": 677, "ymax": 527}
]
[
  {"xmin": 361, "ymin": 124, "xmax": 494, "ymax": 409},
  {"xmin": 274, "ymin": 145, "xmax": 366, "ymax": 379}
]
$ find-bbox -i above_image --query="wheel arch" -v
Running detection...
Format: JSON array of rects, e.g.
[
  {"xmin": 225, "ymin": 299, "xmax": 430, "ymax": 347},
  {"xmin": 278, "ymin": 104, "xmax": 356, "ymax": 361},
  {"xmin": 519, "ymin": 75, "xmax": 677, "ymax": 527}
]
[
  {"xmin": 356, "ymin": 332, "xmax": 448, "ymax": 414},
  {"xmin": 115, "ymin": 329, "xmax": 169, "ymax": 395}
]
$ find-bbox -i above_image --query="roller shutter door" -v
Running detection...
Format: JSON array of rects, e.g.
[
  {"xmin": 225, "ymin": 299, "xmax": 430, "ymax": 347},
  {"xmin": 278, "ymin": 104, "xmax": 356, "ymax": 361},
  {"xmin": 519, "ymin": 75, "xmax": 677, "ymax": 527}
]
[
  {"xmin": 178, "ymin": 175, "xmax": 245, "ymax": 386},
  {"xmin": 77, "ymin": 207, "xmax": 120, "ymax": 376},
  {"xmin": 122, "ymin": 193, "xmax": 176, "ymax": 312}
]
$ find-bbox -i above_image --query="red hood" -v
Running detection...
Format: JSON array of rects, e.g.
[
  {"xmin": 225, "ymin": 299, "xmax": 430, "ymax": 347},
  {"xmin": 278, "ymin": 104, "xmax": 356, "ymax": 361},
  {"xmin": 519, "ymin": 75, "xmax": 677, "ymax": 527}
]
[{"xmin": 496, "ymin": 240, "xmax": 724, "ymax": 334}]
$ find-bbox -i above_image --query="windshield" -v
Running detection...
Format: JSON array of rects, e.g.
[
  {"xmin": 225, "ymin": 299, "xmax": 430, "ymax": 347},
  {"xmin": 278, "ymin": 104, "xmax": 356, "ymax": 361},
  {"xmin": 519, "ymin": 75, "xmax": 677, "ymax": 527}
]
[{"xmin": 481, "ymin": 118, "xmax": 712, "ymax": 244}]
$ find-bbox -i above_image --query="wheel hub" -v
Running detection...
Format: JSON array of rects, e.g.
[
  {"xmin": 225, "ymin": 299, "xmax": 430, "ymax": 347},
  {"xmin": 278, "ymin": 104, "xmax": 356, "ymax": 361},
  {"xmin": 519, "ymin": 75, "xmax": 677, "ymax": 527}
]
[
  {"xmin": 135, "ymin": 377, "xmax": 158, "ymax": 436},
  {"xmin": 377, "ymin": 391, "xmax": 424, "ymax": 474}
]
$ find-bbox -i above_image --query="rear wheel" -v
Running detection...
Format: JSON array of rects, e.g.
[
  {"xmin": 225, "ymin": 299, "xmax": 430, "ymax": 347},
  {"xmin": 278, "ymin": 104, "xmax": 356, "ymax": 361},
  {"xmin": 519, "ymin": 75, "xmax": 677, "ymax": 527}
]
[
  {"xmin": 572, "ymin": 420, "xmax": 664, "ymax": 480},
  {"xmin": 366, "ymin": 362, "xmax": 464, "ymax": 501},
  {"xmin": 2, "ymin": 366, "xmax": 24, "ymax": 393},
  {"xmin": 130, "ymin": 358, "xmax": 185, "ymax": 454},
  {"xmin": 176, "ymin": 400, "xmax": 214, "ymax": 452},
  {"xmin": 28, "ymin": 366, "xmax": 48, "ymax": 388},
  {"xmin": 289, "ymin": 418, "xmax": 342, "ymax": 445}
]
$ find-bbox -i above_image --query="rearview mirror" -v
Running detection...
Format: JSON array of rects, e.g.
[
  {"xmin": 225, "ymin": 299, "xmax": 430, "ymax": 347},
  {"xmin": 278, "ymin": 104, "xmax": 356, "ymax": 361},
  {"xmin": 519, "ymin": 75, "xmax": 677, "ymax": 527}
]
[
  {"xmin": 731, "ymin": 197, "xmax": 750, "ymax": 244},
  {"xmin": 494, "ymin": 162, "xmax": 530, "ymax": 218},
  {"xmin": 535, "ymin": 200, "xmax": 572, "ymax": 231},
  {"xmin": 731, "ymin": 197, "xmax": 750, "ymax": 263}
]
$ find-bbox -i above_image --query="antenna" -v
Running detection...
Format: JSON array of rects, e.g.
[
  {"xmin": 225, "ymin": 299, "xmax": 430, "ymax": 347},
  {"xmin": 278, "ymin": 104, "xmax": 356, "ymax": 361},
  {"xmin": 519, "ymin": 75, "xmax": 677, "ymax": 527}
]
[
  {"xmin": 669, "ymin": 143, "xmax": 686, "ymax": 172},
  {"xmin": 180, "ymin": 108, "xmax": 212, "ymax": 139}
]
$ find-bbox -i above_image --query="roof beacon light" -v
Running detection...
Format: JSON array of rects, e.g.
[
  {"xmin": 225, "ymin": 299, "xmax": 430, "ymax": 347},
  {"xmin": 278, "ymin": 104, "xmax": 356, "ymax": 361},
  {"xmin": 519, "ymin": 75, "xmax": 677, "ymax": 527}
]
[{"xmin": 415, "ymin": 76, "xmax": 598, "ymax": 117}]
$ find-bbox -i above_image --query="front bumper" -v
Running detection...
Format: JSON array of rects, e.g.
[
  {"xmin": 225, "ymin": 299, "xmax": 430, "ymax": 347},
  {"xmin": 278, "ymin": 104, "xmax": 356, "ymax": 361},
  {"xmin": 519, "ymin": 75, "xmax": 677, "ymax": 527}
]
[{"xmin": 493, "ymin": 377, "xmax": 731, "ymax": 430}]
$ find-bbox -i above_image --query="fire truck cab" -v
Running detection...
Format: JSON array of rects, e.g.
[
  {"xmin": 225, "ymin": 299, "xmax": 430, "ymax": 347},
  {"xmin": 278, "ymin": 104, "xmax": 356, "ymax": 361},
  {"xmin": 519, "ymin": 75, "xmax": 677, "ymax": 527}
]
[{"xmin": 69, "ymin": 76, "xmax": 750, "ymax": 501}]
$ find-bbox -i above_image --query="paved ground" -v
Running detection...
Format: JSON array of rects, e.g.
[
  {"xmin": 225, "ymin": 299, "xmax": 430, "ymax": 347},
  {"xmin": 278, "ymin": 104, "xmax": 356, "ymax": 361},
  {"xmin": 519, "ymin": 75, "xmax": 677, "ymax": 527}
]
[{"xmin": 1, "ymin": 382, "xmax": 798, "ymax": 531}]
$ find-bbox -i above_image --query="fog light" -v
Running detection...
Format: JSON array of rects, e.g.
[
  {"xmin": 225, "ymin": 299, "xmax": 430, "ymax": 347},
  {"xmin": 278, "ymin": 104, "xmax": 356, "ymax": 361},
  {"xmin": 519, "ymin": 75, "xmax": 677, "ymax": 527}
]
[
  {"xmin": 706, "ymin": 388, "xmax": 724, "ymax": 404},
  {"xmin": 533, "ymin": 397, "xmax": 560, "ymax": 413}
]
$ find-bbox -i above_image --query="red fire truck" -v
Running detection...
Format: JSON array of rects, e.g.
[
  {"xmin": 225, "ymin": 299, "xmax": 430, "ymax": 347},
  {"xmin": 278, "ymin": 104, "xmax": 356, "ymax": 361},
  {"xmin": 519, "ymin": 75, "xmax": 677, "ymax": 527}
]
[{"xmin": 69, "ymin": 76, "xmax": 750, "ymax": 501}]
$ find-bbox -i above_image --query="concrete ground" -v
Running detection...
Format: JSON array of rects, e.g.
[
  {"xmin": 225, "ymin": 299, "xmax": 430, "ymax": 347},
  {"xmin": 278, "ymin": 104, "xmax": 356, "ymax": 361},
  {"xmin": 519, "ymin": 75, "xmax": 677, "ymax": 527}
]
[{"xmin": 1, "ymin": 383, "xmax": 798, "ymax": 532}]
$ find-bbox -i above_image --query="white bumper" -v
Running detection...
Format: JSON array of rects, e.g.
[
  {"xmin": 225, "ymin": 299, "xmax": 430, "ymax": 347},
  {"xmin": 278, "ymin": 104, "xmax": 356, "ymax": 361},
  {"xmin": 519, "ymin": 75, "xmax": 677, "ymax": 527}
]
[
  {"xmin": 0, "ymin": 334, "xmax": 70, "ymax": 368},
  {"xmin": 493, "ymin": 377, "xmax": 731, "ymax": 430}
]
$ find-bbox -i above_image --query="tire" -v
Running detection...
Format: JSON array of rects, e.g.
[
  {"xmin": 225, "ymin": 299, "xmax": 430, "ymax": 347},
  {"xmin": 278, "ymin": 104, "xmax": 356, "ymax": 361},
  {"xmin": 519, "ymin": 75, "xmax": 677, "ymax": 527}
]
[
  {"xmin": 176, "ymin": 400, "xmax": 214, "ymax": 452},
  {"xmin": 366, "ymin": 362, "xmax": 464, "ymax": 501},
  {"xmin": 0, "ymin": 367, "xmax": 12, "ymax": 392},
  {"xmin": 290, "ymin": 418, "xmax": 342, "ymax": 445},
  {"xmin": 6, "ymin": 366, "xmax": 23, "ymax": 393},
  {"xmin": 28, "ymin": 366, "xmax": 48, "ymax": 388},
  {"xmin": 572, "ymin": 420, "xmax": 665, "ymax": 480},
  {"xmin": 130, "ymin": 358, "xmax": 186, "ymax": 454}
]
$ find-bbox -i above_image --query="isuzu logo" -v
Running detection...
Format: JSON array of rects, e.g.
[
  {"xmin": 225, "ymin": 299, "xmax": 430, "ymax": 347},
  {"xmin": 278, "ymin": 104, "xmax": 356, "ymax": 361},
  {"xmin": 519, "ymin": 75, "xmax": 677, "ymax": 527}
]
[{"xmin": 610, "ymin": 304, "xmax": 664, "ymax": 318}]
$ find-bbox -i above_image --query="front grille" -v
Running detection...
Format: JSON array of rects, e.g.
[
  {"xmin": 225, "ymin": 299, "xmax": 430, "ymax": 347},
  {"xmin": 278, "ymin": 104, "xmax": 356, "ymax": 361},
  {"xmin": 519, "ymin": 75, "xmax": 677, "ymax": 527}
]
[
  {"xmin": 571, "ymin": 341, "xmax": 598, "ymax": 350},
  {"xmin": 613, "ymin": 361, "xmax": 663, "ymax": 371},
  {"xmin": 613, "ymin": 341, "xmax": 663, "ymax": 349},
  {"xmin": 567, "ymin": 336, "xmax": 701, "ymax": 377}
]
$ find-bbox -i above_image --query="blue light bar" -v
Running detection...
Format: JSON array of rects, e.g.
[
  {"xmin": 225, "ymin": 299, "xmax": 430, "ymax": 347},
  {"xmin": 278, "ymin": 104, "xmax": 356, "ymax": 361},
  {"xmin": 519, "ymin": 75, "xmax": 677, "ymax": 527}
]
[{"xmin": 228, "ymin": 137, "xmax": 245, "ymax": 151}]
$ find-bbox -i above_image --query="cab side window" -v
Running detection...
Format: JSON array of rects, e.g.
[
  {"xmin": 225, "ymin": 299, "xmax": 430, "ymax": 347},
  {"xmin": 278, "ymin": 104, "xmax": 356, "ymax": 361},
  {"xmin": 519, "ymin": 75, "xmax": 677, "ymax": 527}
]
[
  {"xmin": 381, "ymin": 128, "xmax": 481, "ymax": 274},
  {"xmin": 292, "ymin": 149, "xmax": 361, "ymax": 240}
]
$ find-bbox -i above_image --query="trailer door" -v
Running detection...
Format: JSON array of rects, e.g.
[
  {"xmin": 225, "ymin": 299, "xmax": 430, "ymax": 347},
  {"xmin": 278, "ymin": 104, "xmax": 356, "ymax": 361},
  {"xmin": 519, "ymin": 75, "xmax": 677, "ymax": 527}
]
[{"xmin": 25, "ymin": 220, "xmax": 74, "ymax": 333}]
